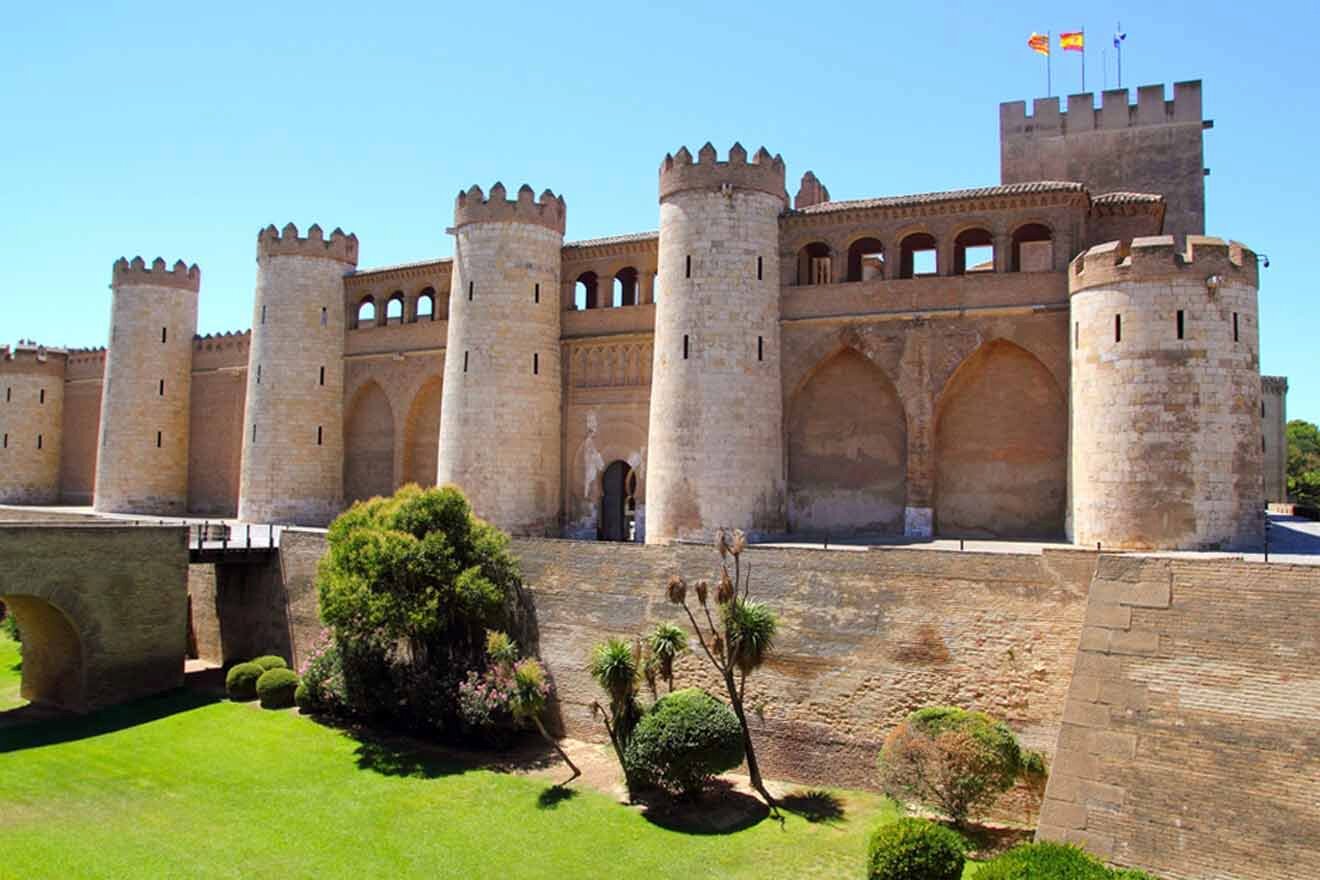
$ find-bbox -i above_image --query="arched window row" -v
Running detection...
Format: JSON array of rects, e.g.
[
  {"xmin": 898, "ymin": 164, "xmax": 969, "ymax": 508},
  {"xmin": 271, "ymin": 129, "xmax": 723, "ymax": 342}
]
[
  {"xmin": 349, "ymin": 285, "xmax": 444, "ymax": 329},
  {"xmin": 570, "ymin": 266, "xmax": 658, "ymax": 311},
  {"xmin": 792, "ymin": 223, "xmax": 1056, "ymax": 286}
]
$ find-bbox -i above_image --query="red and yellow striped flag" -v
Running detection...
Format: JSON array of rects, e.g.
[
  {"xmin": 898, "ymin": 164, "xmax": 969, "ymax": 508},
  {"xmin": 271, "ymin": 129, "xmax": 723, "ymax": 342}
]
[
  {"xmin": 1028, "ymin": 32, "xmax": 1050, "ymax": 55},
  {"xmin": 1060, "ymin": 31, "xmax": 1085, "ymax": 51}
]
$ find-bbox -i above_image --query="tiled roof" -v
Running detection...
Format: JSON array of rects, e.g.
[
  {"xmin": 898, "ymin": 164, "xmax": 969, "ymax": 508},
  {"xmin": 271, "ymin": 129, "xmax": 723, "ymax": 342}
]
[
  {"xmin": 1092, "ymin": 191, "xmax": 1164, "ymax": 204},
  {"xmin": 794, "ymin": 181, "xmax": 1087, "ymax": 215},
  {"xmin": 564, "ymin": 231, "xmax": 658, "ymax": 249},
  {"xmin": 349, "ymin": 257, "xmax": 452, "ymax": 278}
]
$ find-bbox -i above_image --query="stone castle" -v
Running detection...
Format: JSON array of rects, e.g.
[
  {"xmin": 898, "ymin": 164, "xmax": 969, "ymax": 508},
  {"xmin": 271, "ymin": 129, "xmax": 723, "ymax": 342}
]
[{"xmin": 0, "ymin": 80, "xmax": 1290, "ymax": 549}]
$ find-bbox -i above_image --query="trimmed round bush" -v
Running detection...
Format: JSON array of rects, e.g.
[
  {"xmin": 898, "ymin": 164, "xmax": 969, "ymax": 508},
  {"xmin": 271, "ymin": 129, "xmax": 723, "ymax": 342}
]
[
  {"xmin": 975, "ymin": 841, "xmax": 1157, "ymax": 880},
  {"xmin": 252, "ymin": 655, "xmax": 288, "ymax": 671},
  {"xmin": 624, "ymin": 688, "xmax": 744, "ymax": 797},
  {"xmin": 225, "ymin": 662, "xmax": 264, "ymax": 701},
  {"xmin": 865, "ymin": 817, "xmax": 966, "ymax": 880},
  {"xmin": 256, "ymin": 668, "xmax": 299, "ymax": 709},
  {"xmin": 294, "ymin": 681, "xmax": 311, "ymax": 710}
]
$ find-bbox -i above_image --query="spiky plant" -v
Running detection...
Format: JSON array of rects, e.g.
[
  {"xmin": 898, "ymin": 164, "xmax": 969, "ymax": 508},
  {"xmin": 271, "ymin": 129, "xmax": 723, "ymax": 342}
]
[
  {"xmin": 588, "ymin": 637, "xmax": 644, "ymax": 792},
  {"xmin": 646, "ymin": 622, "xmax": 689, "ymax": 693},
  {"xmin": 509, "ymin": 656, "xmax": 580, "ymax": 785}
]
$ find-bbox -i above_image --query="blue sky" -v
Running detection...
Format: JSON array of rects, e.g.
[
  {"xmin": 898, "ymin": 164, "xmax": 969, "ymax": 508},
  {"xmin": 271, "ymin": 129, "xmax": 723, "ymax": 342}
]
[{"xmin": 2, "ymin": 1, "xmax": 1315, "ymax": 420}]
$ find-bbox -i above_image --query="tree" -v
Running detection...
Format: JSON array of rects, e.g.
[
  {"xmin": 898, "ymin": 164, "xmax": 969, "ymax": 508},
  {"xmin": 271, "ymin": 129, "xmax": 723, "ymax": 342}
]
[
  {"xmin": 665, "ymin": 528, "xmax": 780, "ymax": 811},
  {"xmin": 1287, "ymin": 420, "xmax": 1320, "ymax": 506},
  {"xmin": 643, "ymin": 622, "xmax": 688, "ymax": 695},
  {"xmin": 588, "ymin": 637, "xmax": 644, "ymax": 791},
  {"xmin": 877, "ymin": 706, "xmax": 1040, "ymax": 829}
]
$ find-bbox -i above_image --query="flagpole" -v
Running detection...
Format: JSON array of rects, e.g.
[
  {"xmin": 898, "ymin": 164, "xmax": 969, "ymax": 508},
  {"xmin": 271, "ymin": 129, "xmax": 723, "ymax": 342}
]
[
  {"xmin": 1081, "ymin": 27, "xmax": 1086, "ymax": 92},
  {"xmin": 1047, "ymin": 31, "xmax": 1052, "ymax": 96},
  {"xmin": 1102, "ymin": 48, "xmax": 1108, "ymax": 89},
  {"xmin": 1117, "ymin": 21, "xmax": 1123, "ymax": 88}
]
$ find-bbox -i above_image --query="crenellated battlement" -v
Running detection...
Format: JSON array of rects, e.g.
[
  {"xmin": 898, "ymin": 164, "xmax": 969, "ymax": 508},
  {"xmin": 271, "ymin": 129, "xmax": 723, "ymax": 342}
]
[
  {"xmin": 257, "ymin": 223, "xmax": 359, "ymax": 265},
  {"xmin": 1, "ymin": 342, "xmax": 66, "ymax": 367},
  {"xmin": 659, "ymin": 142, "xmax": 787, "ymax": 203},
  {"xmin": 112, "ymin": 256, "xmax": 201, "ymax": 292},
  {"xmin": 1070, "ymin": 234, "xmax": 1258, "ymax": 294},
  {"xmin": 453, "ymin": 183, "xmax": 566, "ymax": 234},
  {"xmin": 1001, "ymin": 80, "xmax": 1204, "ymax": 137}
]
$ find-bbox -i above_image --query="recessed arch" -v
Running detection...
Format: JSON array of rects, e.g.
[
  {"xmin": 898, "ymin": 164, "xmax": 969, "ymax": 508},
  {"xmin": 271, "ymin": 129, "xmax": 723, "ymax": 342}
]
[
  {"xmin": 344, "ymin": 381, "xmax": 395, "ymax": 503},
  {"xmin": 354, "ymin": 296, "xmax": 377, "ymax": 329},
  {"xmin": 953, "ymin": 228, "xmax": 994, "ymax": 275},
  {"xmin": 846, "ymin": 237, "xmax": 886, "ymax": 282},
  {"xmin": 613, "ymin": 267, "xmax": 639, "ymax": 307},
  {"xmin": 414, "ymin": 287, "xmax": 436, "ymax": 322},
  {"xmin": 933, "ymin": 339, "xmax": 1066, "ymax": 538},
  {"xmin": 787, "ymin": 347, "xmax": 908, "ymax": 535},
  {"xmin": 403, "ymin": 375, "xmax": 443, "ymax": 487},
  {"xmin": 1011, "ymin": 223, "xmax": 1054, "ymax": 272},
  {"xmin": 600, "ymin": 460, "xmax": 639, "ymax": 541},
  {"xmin": 898, "ymin": 232, "xmax": 938, "ymax": 278},
  {"xmin": 796, "ymin": 241, "xmax": 833, "ymax": 286},
  {"xmin": 0, "ymin": 594, "xmax": 83, "ymax": 711},
  {"xmin": 385, "ymin": 291, "xmax": 405, "ymax": 324},
  {"xmin": 574, "ymin": 272, "xmax": 600, "ymax": 310}
]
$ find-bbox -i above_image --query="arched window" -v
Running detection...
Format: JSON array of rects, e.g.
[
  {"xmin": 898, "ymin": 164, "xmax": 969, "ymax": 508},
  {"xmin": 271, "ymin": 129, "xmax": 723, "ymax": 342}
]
[
  {"xmin": 386, "ymin": 292, "xmax": 404, "ymax": 324},
  {"xmin": 650, "ymin": 270, "xmax": 661, "ymax": 304},
  {"xmin": 1011, "ymin": 224, "xmax": 1054, "ymax": 272},
  {"xmin": 415, "ymin": 287, "xmax": 435, "ymax": 322},
  {"xmin": 574, "ymin": 272, "xmax": 599, "ymax": 310},
  {"xmin": 953, "ymin": 228, "xmax": 994, "ymax": 275},
  {"xmin": 796, "ymin": 242, "xmax": 832, "ymax": 286},
  {"xmin": 899, "ymin": 232, "xmax": 938, "ymax": 279},
  {"xmin": 846, "ymin": 237, "xmax": 886, "ymax": 282},
  {"xmin": 614, "ymin": 267, "xmax": 639, "ymax": 307},
  {"xmin": 355, "ymin": 296, "xmax": 376, "ymax": 328}
]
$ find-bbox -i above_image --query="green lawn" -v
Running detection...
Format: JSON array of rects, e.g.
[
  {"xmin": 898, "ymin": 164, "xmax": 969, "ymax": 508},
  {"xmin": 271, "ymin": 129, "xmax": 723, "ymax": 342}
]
[
  {"xmin": 0, "ymin": 633, "xmax": 986, "ymax": 878},
  {"xmin": 0, "ymin": 630, "xmax": 22, "ymax": 710}
]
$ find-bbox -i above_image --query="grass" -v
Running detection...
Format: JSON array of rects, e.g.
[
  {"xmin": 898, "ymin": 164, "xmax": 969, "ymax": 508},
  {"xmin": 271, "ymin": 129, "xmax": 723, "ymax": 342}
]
[
  {"xmin": 0, "ymin": 632, "xmax": 985, "ymax": 878},
  {"xmin": 0, "ymin": 629, "xmax": 23, "ymax": 710}
]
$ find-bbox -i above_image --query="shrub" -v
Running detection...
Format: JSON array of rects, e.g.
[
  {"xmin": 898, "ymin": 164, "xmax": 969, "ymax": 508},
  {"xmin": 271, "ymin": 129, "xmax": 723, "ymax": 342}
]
[
  {"xmin": 296, "ymin": 630, "xmax": 345, "ymax": 714},
  {"xmin": 975, "ymin": 842, "xmax": 1159, "ymax": 880},
  {"xmin": 225, "ymin": 662, "xmax": 264, "ymax": 701},
  {"xmin": 624, "ymin": 688, "xmax": 744, "ymax": 797},
  {"xmin": 865, "ymin": 818, "xmax": 966, "ymax": 880},
  {"xmin": 878, "ymin": 706, "xmax": 1031, "ymax": 827},
  {"xmin": 256, "ymin": 668, "xmax": 299, "ymax": 709},
  {"xmin": 252, "ymin": 655, "xmax": 288, "ymax": 671},
  {"xmin": 294, "ymin": 681, "xmax": 310, "ymax": 710}
]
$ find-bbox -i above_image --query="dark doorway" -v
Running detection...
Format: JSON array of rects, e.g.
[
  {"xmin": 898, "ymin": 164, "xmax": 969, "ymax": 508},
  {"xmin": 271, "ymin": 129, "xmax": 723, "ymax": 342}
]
[{"xmin": 600, "ymin": 461, "xmax": 637, "ymax": 542}]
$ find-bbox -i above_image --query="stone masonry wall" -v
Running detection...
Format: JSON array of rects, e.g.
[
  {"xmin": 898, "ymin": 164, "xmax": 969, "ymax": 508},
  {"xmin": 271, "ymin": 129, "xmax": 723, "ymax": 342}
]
[
  {"xmin": 1038, "ymin": 555, "xmax": 1320, "ymax": 879},
  {"xmin": 0, "ymin": 351, "xmax": 66, "ymax": 503}
]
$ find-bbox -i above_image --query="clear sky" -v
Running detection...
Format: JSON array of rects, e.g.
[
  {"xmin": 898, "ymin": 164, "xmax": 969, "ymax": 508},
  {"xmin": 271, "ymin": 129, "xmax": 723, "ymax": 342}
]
[{"xmin": 2, "ymin": 1, "xmax": 1315, "ymax": 420}]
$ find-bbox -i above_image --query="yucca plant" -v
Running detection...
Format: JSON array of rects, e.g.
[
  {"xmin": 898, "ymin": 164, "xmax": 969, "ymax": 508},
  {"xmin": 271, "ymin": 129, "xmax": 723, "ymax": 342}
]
[
  {"xmin": 664, "ymin": 527, "xmax": 780, "ymax": 812},
  {"xmin": 645, "ymin": 622, "xmax": 688, "ymax": 694},
  {"xmin": 588, "ymin": 637, "xmax": 644, "ymax": 792}
]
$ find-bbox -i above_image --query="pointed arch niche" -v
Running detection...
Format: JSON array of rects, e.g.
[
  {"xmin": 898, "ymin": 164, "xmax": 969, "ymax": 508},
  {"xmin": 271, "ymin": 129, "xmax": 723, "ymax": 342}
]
[
  {"xmin": 933, "ymin": 340, "xmax": 1066, "ymax": 538},
  {"xmin": 344, "ymin": 381, "xmax": 395, "ymax": 503},
  {"xmin": 403, "ymin": 376, "xmax": 443, "ymax": 487},
  {"xmin": 787, "ymin": 347, "xmax": 907, "ymax": 535}
]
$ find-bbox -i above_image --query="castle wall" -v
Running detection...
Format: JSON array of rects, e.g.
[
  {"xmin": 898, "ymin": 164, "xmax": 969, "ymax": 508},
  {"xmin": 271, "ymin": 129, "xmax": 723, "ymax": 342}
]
[
  {"xmin": 1001, "ymin": 82, "xmax": 1206, "ymax": 239},
  {"xmin": 1039, "ymin": 555, "xmax": 1320, "ymax": 879},
  {"xmin": 94, "ymin": 260, "xmax": 200, "ymax": 515},
  {"xmin": 1262, "ymin": 376, "xmax": 1288, "ymax": 503},
  {"xmin": 1069, "ymin": 237, "xmax": 1263, "ymax": 549},
  {"xmin": 0, "ymin": 348, "xmax": 66, "ymax": 504},
  {"xmin": 60, "ymin": 351, "xmax": 104, "ymax": 505},
  {"xmin": 187, "ymin": 333, "xmax": 249, "ymax": 516}
]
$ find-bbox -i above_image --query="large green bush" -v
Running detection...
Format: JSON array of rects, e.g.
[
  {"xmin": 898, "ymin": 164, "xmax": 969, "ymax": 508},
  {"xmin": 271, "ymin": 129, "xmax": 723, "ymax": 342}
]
[
  {"xmin": 252, "ymin": 655, "xmax": 288, "ymax": 672},
  {"xmin": 315, "ymin": 484, "xmax": 521, "ymax": 734},
  {"xmin": 975, "ymin": 842, "xmax": 1159, "ymax": 880},
  {"xmin": 225, "ymin": 662, "xmax": 264, "ymax": 701},
  {"xmin": 256, "ymin": 668, "xmax": 299, "ymax": 709},
  {"xmin": 624, "ymin": 688, "xmax": 744, "ymax": 797},
  {"xmin": 877, "ymin": 706, "xmax": 1031, "ymax": 827},
  {"xmin": 865, "ymin": 818, "xmax": 966, "ymax": 880}
]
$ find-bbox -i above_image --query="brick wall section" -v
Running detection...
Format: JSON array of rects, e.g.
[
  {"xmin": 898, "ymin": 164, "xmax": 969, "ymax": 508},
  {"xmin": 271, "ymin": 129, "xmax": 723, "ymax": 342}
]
[
  {"xmin": 60, "ymin": 350, "xmax": 105, "ymax": 504},
  {"xmin": 0, "ymin": 349, "xmax": 66, "ymax": 503},
  {"xmin": 0, "ymin": 524, "xmax": 188, "ymax": 711},
  {"xmin": 1038, "ymin": 555, "xmax": 1320, "ymax": 879}
]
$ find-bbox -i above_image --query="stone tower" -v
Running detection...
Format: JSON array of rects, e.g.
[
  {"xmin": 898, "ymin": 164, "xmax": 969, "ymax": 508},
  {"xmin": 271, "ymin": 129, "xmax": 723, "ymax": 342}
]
[
  {"xmin": 238, "ymin": 224, "xmax": 357, "ymax": 526},
  {"xmin": 1069, "ymin": 235, "xmax": 1263, "ymax": 550},
  {"xmin": 436, "ymin": 183, "xmax": 565, "ymax": 535},
  {"xmin": 94, "ymin": 257, "xmax": 200, "ymax": 515},
  {"xmin": 646, "ymin": 143, "xmax": 788, "ymax": 544},
  {"xmin": 0, "ymin": 343, "xmax": 67, "ymax": 504}
]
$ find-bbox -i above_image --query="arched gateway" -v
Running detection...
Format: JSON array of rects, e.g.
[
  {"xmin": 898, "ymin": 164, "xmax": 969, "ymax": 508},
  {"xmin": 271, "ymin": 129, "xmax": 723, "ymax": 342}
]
[{"xmin": 0, "ymin": 524, "xmax": 189, "ymax": 713}]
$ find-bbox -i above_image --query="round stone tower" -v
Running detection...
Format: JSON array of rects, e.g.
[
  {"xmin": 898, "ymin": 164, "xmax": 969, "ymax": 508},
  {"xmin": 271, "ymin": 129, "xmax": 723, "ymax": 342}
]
[
  {"xmin": 94, "ymin": 257, "xmax": 200, "ymax": 515},
  {"xmin": 645, "ymin": 143, "xmax": 788, "ymax": 544},
  {"xmin": 0, "ymin": 343, "xmax": 67, "ymax": 504},
  {"xmin": 238, "ymin": 223, "xmax": 358, "ymax": 526},
  {"xmin": 1069, "ymin": 235, "xmax": 1263, "ymax": 550},
  {"xmin": 436, "ymin": 183, "xmax": 565, "ymax": 535}
]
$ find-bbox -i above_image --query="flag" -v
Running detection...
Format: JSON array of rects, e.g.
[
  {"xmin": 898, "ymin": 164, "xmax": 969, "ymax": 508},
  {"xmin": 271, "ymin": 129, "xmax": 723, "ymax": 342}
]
[
  {"xmin": 1028, "ymin": 32, "xmax": 1050, "ymax": 55},
  {"xmin": 1060, "ymin": 31, "xmax": 1085, "ymax": 52},
  {"xmin": 1113, "ymin": 29, "xmax": 1126, "ymax": 48}
]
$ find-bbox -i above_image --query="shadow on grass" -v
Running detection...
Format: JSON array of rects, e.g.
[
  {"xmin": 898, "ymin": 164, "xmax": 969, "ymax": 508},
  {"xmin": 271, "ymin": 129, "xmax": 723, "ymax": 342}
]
[
  {"xmin": 633, "ymin": 778, "xmax": 770, "ymax": 835},
  {"xmin": 350, "ymin": 735, "xmax": 467, "ymax": 779},
  {"xmin": 537, "ymin": 784, "xmax": 578, "ymax": 809},
  {"xmin": 0, "ymin": 687, "xmax": 220, "ymax": 752},
  {"xmin": 781, "ymin": 789, "xmax": 846, "ymax": 825}
]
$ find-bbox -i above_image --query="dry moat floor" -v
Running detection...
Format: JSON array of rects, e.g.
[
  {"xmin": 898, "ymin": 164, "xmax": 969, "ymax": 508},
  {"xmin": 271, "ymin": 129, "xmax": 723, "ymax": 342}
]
[{"xmin": 0, "ymin": 633, "xmax": 999, "ymax": 878}]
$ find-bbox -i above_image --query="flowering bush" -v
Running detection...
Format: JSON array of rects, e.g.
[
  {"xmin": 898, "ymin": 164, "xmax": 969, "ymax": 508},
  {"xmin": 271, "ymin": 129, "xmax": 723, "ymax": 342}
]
[
  {"xmin": 457, "ymin": 663, "xmax": 516, "ymax": 729},
  {"xmin": 296, "ymin": 629, "xmax": 347, "ymax": 714}
]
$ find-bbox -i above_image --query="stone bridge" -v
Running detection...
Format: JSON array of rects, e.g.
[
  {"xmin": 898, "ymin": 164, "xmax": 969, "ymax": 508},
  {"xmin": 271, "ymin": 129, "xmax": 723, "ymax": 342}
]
[{"xmin": 0, "ymin": 524, "xmax": 189, "ymax": 712}]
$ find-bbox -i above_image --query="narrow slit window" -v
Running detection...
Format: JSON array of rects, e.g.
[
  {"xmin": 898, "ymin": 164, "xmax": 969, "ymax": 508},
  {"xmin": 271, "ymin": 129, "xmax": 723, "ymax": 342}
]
[
  {"xmin": 534, "ymin": 283, "xmax": 540, "ymax": 304},
  {"xmin": 685, "ymin": 255, "xmax": 691, "ymax": 278},
  {"xmin": 156, "ymin": 431, "xmax": 162, "ymax": 448},
  {"xmin": 261, "ymin": 305, "xmax": 267, "ymax": 324},
  {"xmin": 463, "ymin": 351, "xmax": 469, "ymax": 373},
  {"xmin": 256, "ymin": 364, "xmax": 261, "ymax": 384},
  {"xmin": 319, "ymin": 366, "xmax": 325, "ymax": 386},
  {"xmin": 1074, "ymin": 321, "xmax": 1079, "ymax": 349},
  {"xmin": 1115, "ymin": 314, "xmax": 1122, "ymax": 343},
  {"xmin": 37, "ymin": 434, "xmax": 43, "ymax": 450},
  {"xmin": 683, "ymin": 334, "xmax": 689, "ymax": 360},
  {"xmin": 757, "ymin": 335, "xmax": 764, "ymax": 361},
  {"xmin": 1262, "ymin": 400, "xmax": 1266, "ymax": 418},
  {"xmin": 1262, "ymin": 436, "xmax": 1266, "ymax": 453},
  {"xmin": 317, "ymin": 426, "xmax": 323, "ymax": 446},
  {"xmin": 252, "ymin": 423, "xmax": 257, "ymax": 443},
  {"xmin": 321, "ymin": 306, "xmax": 328, "ymax": 327},
  {"xmin": 2, "ymin": 433, "xmax": 6, "ymax": 448},
  {"xmin": 158, "ymin": 380, "xmax": 164, "ymax": 396},
  {"xmin": 468, "ymin": 281, "xmax": 474, "ymax": 301},
  {"xmin": 5, "ymin": 387, "xmax": 9, "ymax": 402},
  {"xmin": 533, "ymin": 352, "xmax": 539, "ymax": 375},
  {"xmin": 161, "ymin": 327, "xmax": 167, "ymax": 343},
  {"xmin": 757, "ymin": 256, "xmax": 763, "ymax": 281},
  {"xmin": 39, "ymin": 388, "xmax": 45, "ymax": 404},
  {"xmin": 1176, "ymin": 310, "xmax": 1185, "ymax": 340},
  {"xmin": 1233, "ymin": 312, "xmax": 1240, "ymax": 341}
]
